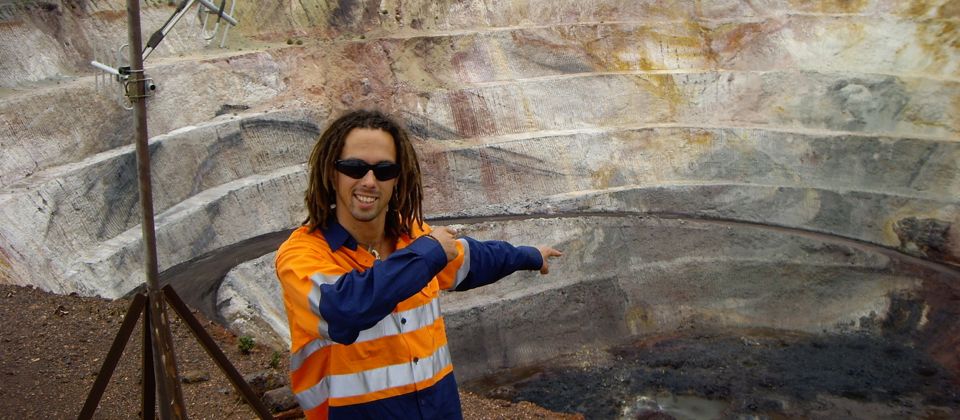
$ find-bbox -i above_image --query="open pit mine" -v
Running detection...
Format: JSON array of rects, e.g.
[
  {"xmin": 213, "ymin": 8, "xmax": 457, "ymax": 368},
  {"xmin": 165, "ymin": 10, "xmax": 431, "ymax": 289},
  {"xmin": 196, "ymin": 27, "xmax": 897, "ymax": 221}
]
[{"xmin": 1, "ymin": 1, "xmax": 958, "ymax": 418}]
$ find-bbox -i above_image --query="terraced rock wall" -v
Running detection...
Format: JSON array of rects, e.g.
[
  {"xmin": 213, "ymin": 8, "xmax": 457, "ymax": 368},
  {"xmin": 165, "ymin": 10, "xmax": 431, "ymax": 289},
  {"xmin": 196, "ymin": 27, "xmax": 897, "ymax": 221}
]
[{"xmin": 0, "ymin": 0, "xmax": 958, "ymax": 376}]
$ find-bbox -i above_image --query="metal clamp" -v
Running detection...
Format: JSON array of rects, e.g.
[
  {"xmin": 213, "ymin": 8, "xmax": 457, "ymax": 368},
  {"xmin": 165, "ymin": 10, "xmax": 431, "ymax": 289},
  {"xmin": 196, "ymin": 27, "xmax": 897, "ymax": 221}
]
[{"xmin": 122, "ymin": 69, "xmax": 156, "ymax": 102}]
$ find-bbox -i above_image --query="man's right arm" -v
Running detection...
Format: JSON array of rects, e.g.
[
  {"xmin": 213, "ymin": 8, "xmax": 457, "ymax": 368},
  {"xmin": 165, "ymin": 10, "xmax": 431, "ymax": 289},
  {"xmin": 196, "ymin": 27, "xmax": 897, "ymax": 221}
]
[{"xmin": 275, "ymin": 236, "xmax": 447, "ymax": 345}]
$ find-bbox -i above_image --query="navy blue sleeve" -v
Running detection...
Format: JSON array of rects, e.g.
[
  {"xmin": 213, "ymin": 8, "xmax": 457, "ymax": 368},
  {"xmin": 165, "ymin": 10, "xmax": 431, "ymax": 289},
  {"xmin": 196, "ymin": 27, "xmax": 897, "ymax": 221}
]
[
  {"xmin": 319, "ymin": 237, "xmax": 447, "ymax": 344},
  {"xmin": 454, "ymin": 237, "xmax": 543, "ymax": 292}
]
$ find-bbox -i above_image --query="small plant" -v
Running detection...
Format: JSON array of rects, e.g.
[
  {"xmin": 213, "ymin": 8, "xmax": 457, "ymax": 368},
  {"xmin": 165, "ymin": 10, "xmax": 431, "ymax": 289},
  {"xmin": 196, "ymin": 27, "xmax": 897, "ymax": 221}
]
[
  {"xmin": 238, "ymin": 335, "xmax": 255, "ymax": 354},
  {"xmin": 269, "ymin": 351, "xmax": 282, "ymax": 369}
]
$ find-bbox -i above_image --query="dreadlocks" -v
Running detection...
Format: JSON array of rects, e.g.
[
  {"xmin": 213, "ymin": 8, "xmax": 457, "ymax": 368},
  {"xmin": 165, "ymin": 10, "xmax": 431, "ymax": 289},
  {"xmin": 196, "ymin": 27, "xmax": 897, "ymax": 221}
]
[{"xmin": 303, "ymin": 110, "xmax": 424, "ymax": 239}]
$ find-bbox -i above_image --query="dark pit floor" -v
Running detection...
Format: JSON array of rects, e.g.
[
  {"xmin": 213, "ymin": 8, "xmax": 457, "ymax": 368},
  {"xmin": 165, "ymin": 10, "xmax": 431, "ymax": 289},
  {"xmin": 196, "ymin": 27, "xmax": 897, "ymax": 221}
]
[{"xmin": 464, "ymin": 328, "xmax": 960, "ymax": 419}]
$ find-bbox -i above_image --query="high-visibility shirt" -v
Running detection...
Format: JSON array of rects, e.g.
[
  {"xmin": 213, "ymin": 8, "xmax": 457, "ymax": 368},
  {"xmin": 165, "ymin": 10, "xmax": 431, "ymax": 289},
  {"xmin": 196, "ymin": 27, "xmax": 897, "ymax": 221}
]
[{"xmin": 275, "ymin": 220, "xmax": 543, "ymax": 419}]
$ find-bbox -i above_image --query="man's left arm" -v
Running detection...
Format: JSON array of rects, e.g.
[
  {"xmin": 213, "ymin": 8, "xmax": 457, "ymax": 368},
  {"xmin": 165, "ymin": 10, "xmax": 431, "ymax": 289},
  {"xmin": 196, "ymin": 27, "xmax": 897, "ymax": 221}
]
[{"xmin": 437, "ymin": 235, "xmax": 562, "ymax": 291}]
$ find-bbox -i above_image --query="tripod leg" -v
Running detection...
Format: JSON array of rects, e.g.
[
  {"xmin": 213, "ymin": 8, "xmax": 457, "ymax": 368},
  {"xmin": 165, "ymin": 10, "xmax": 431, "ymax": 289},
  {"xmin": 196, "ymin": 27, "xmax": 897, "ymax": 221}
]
[
  {"xmin": 78, "ymin": 293, "xmax": 147, "ymax": 420},
  {"xmin": 162, "ymin": 285, "xmax": 274, "ymax": 419},
  {"xmin": 146, "ymin": 288, "xmax": 187, "ymax": 419},
  {"xmin": 142, "ymin": 301, "xmax": 156, "ymax": 420}
]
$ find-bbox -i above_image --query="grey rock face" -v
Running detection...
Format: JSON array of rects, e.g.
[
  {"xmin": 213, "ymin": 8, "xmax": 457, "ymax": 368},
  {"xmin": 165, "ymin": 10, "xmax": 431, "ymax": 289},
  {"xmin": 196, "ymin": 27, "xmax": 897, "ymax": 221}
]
[
  {"xmin": 218, "ymin": 252, "xmax": 289, "ymax": 350},
  {"xmin": 894, "ymin": 217, "xmax": 960, "ymax": 265},
  {"xmin": 438, "ymin": 215, "xmax": 956, "ymax": 381},
  {"xmin": 0, "ymin": 0, "xmax": 958, "ymax": 382},
  {"xmin": 0, "ymin": 111, "xmax": 317, "ymax": 297},
  {"xmin": 0, "ymin": 52, "xmax": 287, "ymax": 187},
  {"xmin": 214, "ymin": 214, "xmax": 956, "ymax": 381}
]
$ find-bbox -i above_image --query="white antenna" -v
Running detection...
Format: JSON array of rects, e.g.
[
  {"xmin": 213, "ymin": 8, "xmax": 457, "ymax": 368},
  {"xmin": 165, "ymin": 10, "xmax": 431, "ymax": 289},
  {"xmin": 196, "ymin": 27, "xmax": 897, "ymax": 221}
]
[
  {"xmin": 197, "ymin": 0, "xmax": 238, "ymax": 48},
  {"xmin": 93, "ymin": 44, "xmax": 135, "ymax": 110},
  {"xmin": 89, "ymin": 0, "xmax": 239, "ymax": 108}
]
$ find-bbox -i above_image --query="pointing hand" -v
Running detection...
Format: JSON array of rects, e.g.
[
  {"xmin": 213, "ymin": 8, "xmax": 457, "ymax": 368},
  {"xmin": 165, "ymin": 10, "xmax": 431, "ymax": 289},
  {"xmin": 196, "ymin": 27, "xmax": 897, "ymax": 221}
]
[{"xmin": 537, "ymin": 246, "xmax": 563, "ymax": 274}]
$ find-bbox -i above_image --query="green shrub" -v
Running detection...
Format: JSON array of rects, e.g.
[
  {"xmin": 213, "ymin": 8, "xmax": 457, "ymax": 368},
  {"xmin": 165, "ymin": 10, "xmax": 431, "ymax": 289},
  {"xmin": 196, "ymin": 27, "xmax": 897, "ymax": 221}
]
[{"xmin": 238, "ymin": 336, "xmax": 255, "ymax": 354}]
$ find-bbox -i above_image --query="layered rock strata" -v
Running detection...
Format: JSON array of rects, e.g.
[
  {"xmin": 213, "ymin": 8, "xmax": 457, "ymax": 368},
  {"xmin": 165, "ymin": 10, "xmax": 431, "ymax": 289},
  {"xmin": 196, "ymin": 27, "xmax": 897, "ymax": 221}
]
[{"xmin": 0, "ymin": 0, "xmax": 957, "ymax": 382}]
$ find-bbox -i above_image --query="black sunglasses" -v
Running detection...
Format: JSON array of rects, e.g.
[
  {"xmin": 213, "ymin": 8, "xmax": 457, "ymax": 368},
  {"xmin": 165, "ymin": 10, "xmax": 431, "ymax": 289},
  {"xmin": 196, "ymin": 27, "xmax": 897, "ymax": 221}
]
[{"xmin": 335, "ymin": 159, "xmax": 401, "ymax": 181}]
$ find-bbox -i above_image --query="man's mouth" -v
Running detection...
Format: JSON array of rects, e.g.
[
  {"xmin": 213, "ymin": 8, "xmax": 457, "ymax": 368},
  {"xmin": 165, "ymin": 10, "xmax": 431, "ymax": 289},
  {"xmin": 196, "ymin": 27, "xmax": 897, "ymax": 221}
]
[{"xmin": 354, "ymin": 194, "xmax": 377, "ymax": 204}]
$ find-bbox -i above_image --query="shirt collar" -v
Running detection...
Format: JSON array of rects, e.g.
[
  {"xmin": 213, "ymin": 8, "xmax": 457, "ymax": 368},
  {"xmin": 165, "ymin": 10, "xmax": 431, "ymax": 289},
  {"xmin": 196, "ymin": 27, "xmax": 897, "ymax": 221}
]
[{"xmin": 321, "ymin": 220, "xmax": 359, "ymax": 252}]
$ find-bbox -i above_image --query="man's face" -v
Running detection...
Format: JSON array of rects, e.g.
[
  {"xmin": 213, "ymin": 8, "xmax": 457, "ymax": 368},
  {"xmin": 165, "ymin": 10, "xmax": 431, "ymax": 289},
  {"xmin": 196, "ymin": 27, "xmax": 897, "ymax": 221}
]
[{"xmin": 334, "ymin": 128, "xmax": 398, "ymax": 227}]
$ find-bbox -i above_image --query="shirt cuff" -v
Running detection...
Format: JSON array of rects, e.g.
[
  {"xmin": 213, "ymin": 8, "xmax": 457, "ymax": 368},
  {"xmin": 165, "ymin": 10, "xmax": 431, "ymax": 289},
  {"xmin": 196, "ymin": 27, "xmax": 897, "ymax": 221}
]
[
  {"xmin": 407, "ymin": 235, "xmax": 449, "ymax": 275},
  {"xmin": 517, "ymin": 245, "xmax": 543, "ymax": 271}
]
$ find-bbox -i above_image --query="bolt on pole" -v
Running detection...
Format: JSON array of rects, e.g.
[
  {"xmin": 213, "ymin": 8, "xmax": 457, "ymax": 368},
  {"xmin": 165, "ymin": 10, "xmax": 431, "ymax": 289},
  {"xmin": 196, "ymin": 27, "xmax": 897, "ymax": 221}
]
[{"xmin": 125, "ymin": 0, "xmax": 187, "ymax": 418}]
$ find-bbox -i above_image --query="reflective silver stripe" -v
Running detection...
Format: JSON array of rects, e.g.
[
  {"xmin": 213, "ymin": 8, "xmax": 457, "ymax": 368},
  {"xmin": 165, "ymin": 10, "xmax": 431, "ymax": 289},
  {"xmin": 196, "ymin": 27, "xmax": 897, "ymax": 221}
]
[
  {"xmin": 307, "ymin": 286, "xmax": 323, "ymax": 317},
  {"xmin": 336, "ymin": 344, "xmax": 452, "ymax": 398},
  {"xmin": 308, "ymin": 272, "xmax": 341, "ymax": 316},
  {"xmin": 294, "ymin": 345, "xmax": 452, "ymax": 409},
  {"xmin": 290, "ymin": 337, "xmax": 333, "ymax": 371},
  {"xmin": 289, "ymin": 299, "xmax": 442, "ymax": 371},
  {"xmin": 356, "ymin": 299, "xmax": 441, "ymax": 343},
  {"xmin": 450, "ymin": 238, "xmax": 471, "ymax": 290},
  {"xmin": 295, "ymin": 376, "xmax": 330, "ymax": 410},
  {"xmin": 308, "ymin": 272, "xmax": 341, "ymax": 340},
  {"xmin": 397, "ymin": 299, "xmax": 441, "ymax": 334},
  {"xmin": 316, "ymin": 318, "xmax": 330, "ymax": 341}
]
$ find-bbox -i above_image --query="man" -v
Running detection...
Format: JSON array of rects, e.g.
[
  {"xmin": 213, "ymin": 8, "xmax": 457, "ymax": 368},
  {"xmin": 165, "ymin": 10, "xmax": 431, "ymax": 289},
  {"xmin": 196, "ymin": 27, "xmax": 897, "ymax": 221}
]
[{"xmin": 275, "ymin": 109, "xmax": 562, "ymax": 419}]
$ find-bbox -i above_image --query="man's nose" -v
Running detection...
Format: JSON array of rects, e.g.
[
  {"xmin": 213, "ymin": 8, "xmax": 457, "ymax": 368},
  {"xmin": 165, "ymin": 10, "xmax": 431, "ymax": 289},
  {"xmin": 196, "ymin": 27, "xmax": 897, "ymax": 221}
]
[{"xmin": 359, "ymin": 169, "xmax": 378, "ymax": 186}]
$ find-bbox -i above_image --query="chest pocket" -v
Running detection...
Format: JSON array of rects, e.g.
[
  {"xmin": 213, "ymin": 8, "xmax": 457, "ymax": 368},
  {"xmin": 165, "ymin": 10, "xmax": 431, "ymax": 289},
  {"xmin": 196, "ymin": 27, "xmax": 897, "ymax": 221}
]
[
  {"xmin": 419, "ymin": 277, "xmax": 440, "ymax": 300},
  {"xmin": 394, "ymin": 277, "xmax": 439, "ymax": 313}
]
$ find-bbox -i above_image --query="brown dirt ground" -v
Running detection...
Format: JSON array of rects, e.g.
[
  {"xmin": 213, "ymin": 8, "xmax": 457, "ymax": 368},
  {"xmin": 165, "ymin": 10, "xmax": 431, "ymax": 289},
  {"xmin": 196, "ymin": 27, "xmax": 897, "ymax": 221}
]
[{"xmin": 0, "ymin": 284, "xmax": 581, "ymax": 419}]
